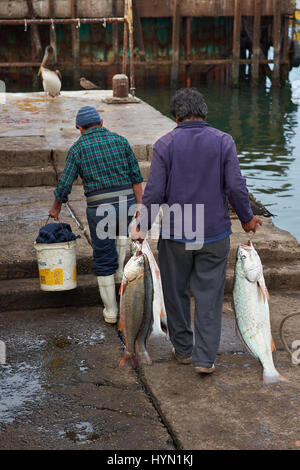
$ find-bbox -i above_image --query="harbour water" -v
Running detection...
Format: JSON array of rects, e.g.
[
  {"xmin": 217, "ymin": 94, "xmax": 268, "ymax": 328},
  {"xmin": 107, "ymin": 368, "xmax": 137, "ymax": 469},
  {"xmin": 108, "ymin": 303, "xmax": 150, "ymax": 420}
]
[{"xmin": 138, "ymin": 69, "xmax": 300, "ymax": 243}]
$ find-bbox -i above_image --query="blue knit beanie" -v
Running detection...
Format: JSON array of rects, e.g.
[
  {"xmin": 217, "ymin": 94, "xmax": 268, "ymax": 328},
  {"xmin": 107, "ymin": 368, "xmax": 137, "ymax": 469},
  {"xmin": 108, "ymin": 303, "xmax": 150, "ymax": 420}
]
[{"xmin": 76, "ymin": 106, "xmax": 101, "ymax": 127}]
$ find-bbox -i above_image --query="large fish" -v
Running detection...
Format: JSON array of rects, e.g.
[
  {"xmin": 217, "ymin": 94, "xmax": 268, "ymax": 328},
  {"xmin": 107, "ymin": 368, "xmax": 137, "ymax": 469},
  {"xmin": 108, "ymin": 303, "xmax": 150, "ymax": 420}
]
[
  {"xmin": 233, "ymin": 242, "xmax": 287, "ymax": 385},
  {"xmin": 141, "ymin": 240, "xmax": 168, "ymax": 337},
  {"xmin": 119, "ymin": 246, "xmax": 153, "ymax": 367}
]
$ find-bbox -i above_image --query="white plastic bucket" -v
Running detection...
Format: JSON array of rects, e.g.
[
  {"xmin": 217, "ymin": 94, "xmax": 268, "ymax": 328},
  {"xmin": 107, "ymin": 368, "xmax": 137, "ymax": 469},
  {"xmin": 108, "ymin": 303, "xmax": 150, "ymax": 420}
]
[{"xmin": 34, "ymin": 240, "xmax": 77, "ymax": 291}]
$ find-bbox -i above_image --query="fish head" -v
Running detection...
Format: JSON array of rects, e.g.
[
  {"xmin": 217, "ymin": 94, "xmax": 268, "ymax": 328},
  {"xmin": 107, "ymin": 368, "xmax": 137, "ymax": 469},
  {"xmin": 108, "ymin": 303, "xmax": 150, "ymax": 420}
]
[
  {"xmin": 123, "ymin": 252, "xmax": 145, "ymax": 282},
  {"xmin": 237, "ymin": 243, "xmax": 262, "ymax": 282}
]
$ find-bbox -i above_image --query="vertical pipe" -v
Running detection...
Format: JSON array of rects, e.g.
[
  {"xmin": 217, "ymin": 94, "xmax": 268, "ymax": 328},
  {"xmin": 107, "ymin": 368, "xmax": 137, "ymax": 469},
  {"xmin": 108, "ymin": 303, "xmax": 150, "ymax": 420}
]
[
  {"xmin": 251, "ymin": 0, "xmax": 262, "ymax": 86},
  {"xmin": 171, "ymin": 0, "xmax": 181, "ymax": 89},
  {"xmin": 127, "ymin": 0, "xmax": 136, "ymax": 95},
  {"xmin": 112, "ymin": 0, "xmax": 119, "ymax": 64},
  {"xmin": 186, "ymin": 17, "xmax": 191, "ymax": 87},
  {"xmin": 272, "ymin": 0, "xmax": 281, "ymax": 86},
  {"xmin": 71, "ymin": 0, "xmax": 80, "ymax": 86},
  {"xmin": 232, "ymin": 0, "xmax": 241, "ymax": 87}
]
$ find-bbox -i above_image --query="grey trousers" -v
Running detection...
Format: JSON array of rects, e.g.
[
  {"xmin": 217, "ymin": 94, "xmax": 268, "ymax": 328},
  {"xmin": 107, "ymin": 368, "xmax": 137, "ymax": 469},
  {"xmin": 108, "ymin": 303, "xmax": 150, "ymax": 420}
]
[{"xmin": 158, "ymin": 237, "xmax": 230, "ymax": 367}]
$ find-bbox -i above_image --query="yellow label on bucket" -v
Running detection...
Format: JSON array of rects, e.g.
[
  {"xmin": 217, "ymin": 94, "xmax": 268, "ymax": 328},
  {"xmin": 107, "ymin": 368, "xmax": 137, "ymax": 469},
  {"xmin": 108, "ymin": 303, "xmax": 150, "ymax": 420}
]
[
  {"xmin": 73, "ymin": 266, "xmax": 77, "ymax": 283},
  {"xmin": 39, "ymin": 268, "xmax": 63, "ymax": 286}
]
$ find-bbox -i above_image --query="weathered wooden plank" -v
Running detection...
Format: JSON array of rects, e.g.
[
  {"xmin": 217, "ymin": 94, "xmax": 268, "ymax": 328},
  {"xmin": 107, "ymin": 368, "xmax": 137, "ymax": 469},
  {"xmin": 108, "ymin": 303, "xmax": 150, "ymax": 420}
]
[{"xmin": 0, "ymin": 0, "xmax": 295, "ymax": 19}]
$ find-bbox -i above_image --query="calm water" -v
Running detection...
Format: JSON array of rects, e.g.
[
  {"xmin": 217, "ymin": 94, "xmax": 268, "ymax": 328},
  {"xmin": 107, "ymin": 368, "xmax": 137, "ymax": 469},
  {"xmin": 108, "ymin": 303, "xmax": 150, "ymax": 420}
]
[{"xmin": 137, "ymin": 69, "xmax": 300, "ymax": 243}]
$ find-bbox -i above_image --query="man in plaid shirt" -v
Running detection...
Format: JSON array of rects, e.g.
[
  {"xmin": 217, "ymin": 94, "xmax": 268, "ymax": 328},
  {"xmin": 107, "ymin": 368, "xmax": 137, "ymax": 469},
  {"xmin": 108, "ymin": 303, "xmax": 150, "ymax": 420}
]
[{"xmin": 49, "ymin": 106, "xmax": 143, "ymax": 324}]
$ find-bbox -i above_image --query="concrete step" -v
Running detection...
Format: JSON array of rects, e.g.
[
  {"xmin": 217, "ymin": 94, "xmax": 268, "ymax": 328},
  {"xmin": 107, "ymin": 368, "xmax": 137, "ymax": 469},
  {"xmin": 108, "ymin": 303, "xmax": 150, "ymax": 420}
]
[
  {"xmin": 1, "ymin": 261, "xmax": 299, "ymax": 312},
  {"xmin": 0, "ymin": 167, "xmax": 57, "ymax": 187},
  {"xmin": 55, "ymin": 161, "xmax": 151, "ymax": 186},
  {"xmin": 0, "ymin": 160, "xmax": 151, "ymax": 188},
  {"xmin": 0, "ymin": 274, "xmax": 100, "ymax": 313}
]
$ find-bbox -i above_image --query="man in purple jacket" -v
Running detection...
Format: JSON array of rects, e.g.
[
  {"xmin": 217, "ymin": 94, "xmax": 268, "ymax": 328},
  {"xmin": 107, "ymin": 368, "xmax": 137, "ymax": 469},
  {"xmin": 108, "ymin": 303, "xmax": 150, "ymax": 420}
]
[{"xmin": 133, "ymin": 88, "xmax": 262, "ymax": 375}]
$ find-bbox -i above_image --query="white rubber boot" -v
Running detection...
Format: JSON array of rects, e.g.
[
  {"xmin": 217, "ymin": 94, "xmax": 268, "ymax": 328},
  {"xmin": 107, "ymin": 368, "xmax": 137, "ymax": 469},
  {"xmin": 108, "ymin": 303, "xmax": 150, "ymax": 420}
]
[
  {"xmin": 97, "ymin": 275, "xmax": 118, "ymax": 324},
  {"xmin": 115, "ymin": 236, "xmax": 128, "ymax": 283}
]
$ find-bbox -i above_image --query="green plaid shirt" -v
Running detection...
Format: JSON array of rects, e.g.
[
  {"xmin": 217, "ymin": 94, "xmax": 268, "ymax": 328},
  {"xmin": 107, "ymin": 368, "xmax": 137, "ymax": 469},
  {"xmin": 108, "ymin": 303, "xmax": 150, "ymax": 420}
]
[{"xmin": 54, "ymin": 126, "xmax": 143, "ymax": 203}]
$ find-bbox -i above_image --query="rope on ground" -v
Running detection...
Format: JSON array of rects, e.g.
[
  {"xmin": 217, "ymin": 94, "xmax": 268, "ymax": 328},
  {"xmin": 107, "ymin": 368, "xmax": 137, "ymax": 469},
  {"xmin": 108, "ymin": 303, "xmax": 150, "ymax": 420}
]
[{"xmin": 279, "ymin": 312, "xmax": 300, "ymax": 358}]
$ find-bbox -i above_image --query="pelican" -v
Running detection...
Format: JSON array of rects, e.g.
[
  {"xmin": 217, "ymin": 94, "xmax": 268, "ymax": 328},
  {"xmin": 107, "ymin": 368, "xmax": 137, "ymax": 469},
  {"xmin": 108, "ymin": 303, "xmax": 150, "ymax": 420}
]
[{"xmin": 38, "ymin": 45, "xmax": 61, "ymax": 98}]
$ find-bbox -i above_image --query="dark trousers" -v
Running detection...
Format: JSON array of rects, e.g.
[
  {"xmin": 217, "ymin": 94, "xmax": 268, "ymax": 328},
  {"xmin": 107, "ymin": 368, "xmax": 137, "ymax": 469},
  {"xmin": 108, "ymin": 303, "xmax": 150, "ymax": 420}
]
[
  {"xmin": 158, "ymin": 237, "xmax": 230, "ymax": 367},
  {"xmin": 86, "ymin": 198, "xmax": 136, "ymax": 277}
]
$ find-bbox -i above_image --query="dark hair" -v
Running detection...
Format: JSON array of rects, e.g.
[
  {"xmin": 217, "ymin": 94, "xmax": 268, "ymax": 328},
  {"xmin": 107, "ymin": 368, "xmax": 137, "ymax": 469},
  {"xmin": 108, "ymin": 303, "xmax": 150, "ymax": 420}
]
[
  {"xmin": 81, "ymin": 122, "xmax": 101, "ymax": 130},
  {"xmin": 170, "ymin": 88, "xmax": 208, "ymax": 122}
]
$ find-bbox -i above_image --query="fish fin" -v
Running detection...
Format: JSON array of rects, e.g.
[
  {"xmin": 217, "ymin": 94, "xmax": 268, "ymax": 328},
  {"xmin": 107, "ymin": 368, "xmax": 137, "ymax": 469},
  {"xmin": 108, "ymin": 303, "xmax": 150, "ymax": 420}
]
[
  {"xmin": 263, "ymin": 373, "xmax": 288, "ymax": 386},
  {"xmin": 137, "ymin": 350, "xmax": 152, "ymax": 366},
  {"xmin": 118, "ymin": 320, "xmax": 123, "ymax": 332},
  {"xmin": 119, "ymin": 350, "xmax": 138, "ymax": 368},
  {"xmin": 266, "ymin": 287, "xmax": 270, "ymax": 301},
  {"xmin": 235, "ymin": 321, "xmax": 257, "ymax": 358},
  {"xmin": 271, "ymin": 337, "xmax": 276, "ymax": 352},
  {"xmin": 119, "ymin": 282, "xmax": 127, "ymax": 296}
]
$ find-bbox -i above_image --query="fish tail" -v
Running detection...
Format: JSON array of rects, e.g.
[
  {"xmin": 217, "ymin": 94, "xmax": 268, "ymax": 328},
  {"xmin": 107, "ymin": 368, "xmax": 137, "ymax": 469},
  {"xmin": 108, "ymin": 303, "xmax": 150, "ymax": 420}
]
[
  {"xmin": 137, "ymin": 350, "xmax": 152, "ymax": 366},
  {"xmin": 263, "ymin": 372, "xmax": 288, "ymax": 386},
  {"xmin": 119, "ymin": 350, "xmax": 137, "ymax": 368}
]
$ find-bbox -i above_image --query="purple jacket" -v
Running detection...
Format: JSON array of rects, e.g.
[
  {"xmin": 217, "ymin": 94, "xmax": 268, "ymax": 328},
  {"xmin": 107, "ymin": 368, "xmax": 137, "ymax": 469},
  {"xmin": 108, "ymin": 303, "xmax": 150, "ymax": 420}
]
[{"xmin": 140, "ymin": 120, "xmax": 253, "ymax": 243}]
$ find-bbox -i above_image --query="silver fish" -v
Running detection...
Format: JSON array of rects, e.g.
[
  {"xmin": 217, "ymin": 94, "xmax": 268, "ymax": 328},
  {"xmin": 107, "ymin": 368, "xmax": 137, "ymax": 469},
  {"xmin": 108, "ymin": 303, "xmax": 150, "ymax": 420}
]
[
  {"xmin": 233, "ymin": 242, "xmax": 287, "ymax": 385},
  {"xmin": 118, "ymin": 247, "xmax": 153, "ymax": 367}
]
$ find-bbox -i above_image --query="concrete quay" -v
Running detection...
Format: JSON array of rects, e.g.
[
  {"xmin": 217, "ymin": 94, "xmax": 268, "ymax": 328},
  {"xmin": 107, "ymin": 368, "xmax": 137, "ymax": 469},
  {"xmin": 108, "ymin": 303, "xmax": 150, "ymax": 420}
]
[{"xmin": 0, "ymin": 90, "xmax": 300, "ymax": 451}]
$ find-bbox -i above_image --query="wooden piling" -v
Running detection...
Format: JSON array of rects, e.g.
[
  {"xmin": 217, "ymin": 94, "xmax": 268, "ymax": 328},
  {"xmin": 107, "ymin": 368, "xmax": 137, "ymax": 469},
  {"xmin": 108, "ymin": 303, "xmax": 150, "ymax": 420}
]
[
  {"xmin": 112, "ymin": 0, "xmax": 119, "ymax": 64},
  {"xmin": 185, "ymin": 17, "xmax": 191, "ymax": 87},
  {"xmin": 132, "ymin": 0, "xmax": 146, "ymax": 61},
  {"xmin": 171, "ymin": 0, "xmax": 181, "ymax": 89},
  {"xmin": 71, "ymin": 0, "xmax": 80, "ymax": 86},
  {"xmin": 26, "ymin": 0, "xmax": 42, "ymax": 59},
  {"xmin": 272, "ymin": 0, "xmax": 281, "ymax": 86},
  {"xmin": 232, "ymin": 0, "xmax": 241, "ymax": 87},
  {"xmin": 127, "ymin": 0, "xmax": 136, "ymax": 95},
  {"xmin": 49, "ymin": 0, "xmax": 57, "ymax": 63},
  {"xmin": 281, "ymin": 14, "xmax": 290, "ymax": 84},
  {"xmin": 122, "ymin": 1, "xmax": 129, "ymax": 75},
  {"xmin": 251, "ymin": 0, "xmax": 262, "ymax": 86}
]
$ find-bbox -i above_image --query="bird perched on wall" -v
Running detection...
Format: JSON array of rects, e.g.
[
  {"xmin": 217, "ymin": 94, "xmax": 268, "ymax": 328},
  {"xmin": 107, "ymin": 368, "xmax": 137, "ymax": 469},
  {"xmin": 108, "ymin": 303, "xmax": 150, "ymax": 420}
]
[
  {"xmin": 228, "ymin": 193, "xmax": 274, "ymax": 219},
  {"xmin": 249, "ymin": 193, "xmax": 274, "ymax": 217},
  {"xmin": 38, "ymin": 45, "xmax": 61, "ymax": 98},
  {"xmin": 80, "ymin": 77, "xmax": 101, "ymax": 90}
]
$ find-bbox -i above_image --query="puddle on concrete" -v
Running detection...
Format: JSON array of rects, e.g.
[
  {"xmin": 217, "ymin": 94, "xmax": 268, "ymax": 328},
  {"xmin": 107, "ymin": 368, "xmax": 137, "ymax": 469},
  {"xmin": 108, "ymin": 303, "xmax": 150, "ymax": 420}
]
[
  {"xmin": 59, "ymin": 422, "xmax": 100, "ymax": 443},
  {"xmin": 0, "ymin": 362, "xmax": 44, "ymax": 424}
]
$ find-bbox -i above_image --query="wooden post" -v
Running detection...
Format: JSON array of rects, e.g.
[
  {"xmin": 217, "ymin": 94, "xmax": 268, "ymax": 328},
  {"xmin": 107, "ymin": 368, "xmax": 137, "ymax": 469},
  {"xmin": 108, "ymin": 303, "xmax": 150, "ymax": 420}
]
[
  {"xmin": 132, "ymin": 0, "xmax": 145, "ymax": 61},
  {"xmin": 232, "ymin": 0, "xmax": 241, "ymax": 87},
  {"xmin": 49, "ymin": 0, "xmax": 57, "ymax": 63},
  {"xmin": 281, "ymin": 14, "xmax": 290, "ymax": 84},
  {"xmin": 122, "ymin": 1, "xmax": 128, "ymax": 75},
  {"xmin": 272, "ymin": 0, "xmax": 281, "ymax": 86},
  {"xmin": 251, "ymin": 0, "xmax": 262, "ymax": 86},
  {"xmin": 71, "ymin": 0, "xmax": 80, "ymax": 86},
  {"xmin": 112, "ymin": 0, "xmax": 119, "ymax": 64},
  {"xmin": 26, "ymin": 0, "xmax": 42, "ymax": 59},
  {"xmin": 127, "ymin": 0, "xmax": 136, "ymax": 95},
  {"xmin": 171, "ymin": 0, "xmax": 181, "ymax": 89},
  {"xmin": 185, "ymin": 17, "xmax": 191, "ymax": 87}
]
